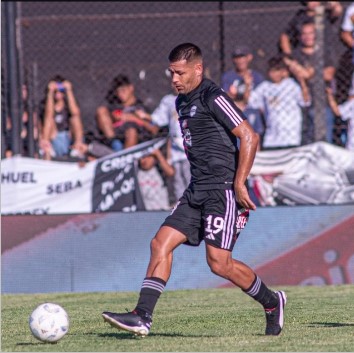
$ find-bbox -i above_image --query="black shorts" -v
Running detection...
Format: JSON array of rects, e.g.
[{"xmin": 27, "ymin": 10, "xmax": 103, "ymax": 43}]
[{"xmin": 162, "ymin": 187, "xmax": 249, "ymax": 251}]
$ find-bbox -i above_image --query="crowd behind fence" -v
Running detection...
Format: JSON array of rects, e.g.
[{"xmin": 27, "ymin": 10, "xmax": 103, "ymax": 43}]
[{"xmin": 1, "ymin": 2, "xmax": 353, "ymax": 159}]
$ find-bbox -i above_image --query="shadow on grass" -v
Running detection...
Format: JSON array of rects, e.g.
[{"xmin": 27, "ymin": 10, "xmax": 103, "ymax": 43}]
[
  {"xmin": 16, "ymin": 342, "xmax": 58, "ymax": 346},
  {"xmin": 308, "ymin": 322, "xmax": 354, "ymax": 328},
  {"xmin": 97, "ymin": 331, "xmax": 219, "ymax": 339}
]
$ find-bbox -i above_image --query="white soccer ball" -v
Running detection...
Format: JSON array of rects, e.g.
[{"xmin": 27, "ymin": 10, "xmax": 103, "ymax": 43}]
[{"xmin": 29, "ymin": 303, "xmax": 69, "ymax": 343}]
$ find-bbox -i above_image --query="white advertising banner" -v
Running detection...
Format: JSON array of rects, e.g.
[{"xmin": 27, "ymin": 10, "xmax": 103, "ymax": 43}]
[
  {"xmin": 1, "ymin": 138, "xmax": 167, "ymax": 215},
  {"xmin": 1, "ymin": 140, "xmax": 354, "ymax": 214},
  {"xmin": 250, "ymin": 142, "xmax": 354, "ymax": 206},
  {"xmin": 1, "ymin": 156, "xmax": 96, "ymax": 214}
]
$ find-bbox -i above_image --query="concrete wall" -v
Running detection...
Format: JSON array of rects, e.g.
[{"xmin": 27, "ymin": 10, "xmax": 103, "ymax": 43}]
[{"xmin": 2, "ymin": 204, "xmax": 354, "ymax": 294}]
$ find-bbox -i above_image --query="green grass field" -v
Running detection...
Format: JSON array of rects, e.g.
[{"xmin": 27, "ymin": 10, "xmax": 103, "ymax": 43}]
[{"xmin": 2, "ymin": 285, "xmax": 354, "ymax": 352}]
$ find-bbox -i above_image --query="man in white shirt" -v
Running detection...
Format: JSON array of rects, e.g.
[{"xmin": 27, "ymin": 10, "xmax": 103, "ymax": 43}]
[
  {"xmin": 151, "ymin": 87, "xmax": 191, "ymax": 201},
  {"xmin": 341, "ymin": 2, "xmax": 354, "ymax": 64},
  {"xmin": 247, "ymin": 55, "xmax": 310, "ymax": 149}
]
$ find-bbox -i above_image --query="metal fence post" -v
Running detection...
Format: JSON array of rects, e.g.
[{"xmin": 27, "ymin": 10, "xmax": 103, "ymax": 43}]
[
  {"xmin": 4, "ymin": 1, "xmax": 22, "ymax": 156},
  {"xmin": 313, "ymin": 3, "xmax": 327, "ymax": 142},
  {"xmin": 218, "ymin": 1, "xmax": 225, "ymax": 83}
]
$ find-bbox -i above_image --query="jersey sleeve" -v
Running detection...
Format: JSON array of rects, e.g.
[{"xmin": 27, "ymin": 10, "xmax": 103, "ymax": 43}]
[{"xmin": 208, "ymin": 89, "xmax": 246, "ymax": 131}]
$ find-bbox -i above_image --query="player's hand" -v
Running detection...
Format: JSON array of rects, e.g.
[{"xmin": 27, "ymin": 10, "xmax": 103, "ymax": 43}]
[{"xmin": 234, "ymin": 184, "xmax": 256, "ymax": 211}]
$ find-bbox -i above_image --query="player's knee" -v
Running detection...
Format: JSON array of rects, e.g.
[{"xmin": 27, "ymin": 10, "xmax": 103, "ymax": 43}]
[
  {"xmin": 208, "ymin": 258, "xmax": 230, "ymax": 278},
  {"xmin": 150, "ymin": 236, "xmax": 159, "ymax": 252},
  {"xmin": 150, "ymin": 236, "xmax": 166, "ymax": 259}
]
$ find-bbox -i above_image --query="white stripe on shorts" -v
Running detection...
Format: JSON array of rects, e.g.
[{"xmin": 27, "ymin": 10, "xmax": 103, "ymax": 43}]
[{"xmin": 221, "ymin": 190, "xmax": 236, "ymax": 249}]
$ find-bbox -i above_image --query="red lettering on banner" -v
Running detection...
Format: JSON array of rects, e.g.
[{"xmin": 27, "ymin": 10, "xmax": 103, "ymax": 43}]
[
  {"xmin": 254, "ymin": 216, "xmax": 354, "ymax": 285},
  {"xmin": 221, "ymin": 215, "xmax": 354, "ymax": 287}
]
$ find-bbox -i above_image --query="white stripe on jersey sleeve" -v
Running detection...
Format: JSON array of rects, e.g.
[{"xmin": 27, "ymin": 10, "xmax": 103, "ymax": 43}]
[{"xmin": 215, "ymin": 95, "xmax": 244, "ymax": 126}]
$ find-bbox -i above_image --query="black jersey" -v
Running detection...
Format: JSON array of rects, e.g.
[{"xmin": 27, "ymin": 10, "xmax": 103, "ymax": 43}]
[{"xmin": 176, "ymin": 78, "xmax": 246, "ymax": 190}]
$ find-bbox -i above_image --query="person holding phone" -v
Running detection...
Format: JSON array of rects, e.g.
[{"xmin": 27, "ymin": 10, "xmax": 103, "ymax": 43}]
[{"xmin": 39, "ymin": 75, "xmax": 86, "ymax": 160}]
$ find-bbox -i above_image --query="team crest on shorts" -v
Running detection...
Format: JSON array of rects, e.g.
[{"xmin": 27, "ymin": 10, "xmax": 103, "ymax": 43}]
[{"xmin": 236, "ymin": 208, "xmax": 250, "ymax": 234}]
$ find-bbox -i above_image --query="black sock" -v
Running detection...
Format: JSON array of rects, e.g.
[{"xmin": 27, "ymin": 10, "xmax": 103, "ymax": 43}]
[
  {"xmin": 135, "ymin": 277, "xmax": 166, "ymax": 317},
  {"xmin": 243, "ymin": 275, "xmax": 278, "ymax": 309}
]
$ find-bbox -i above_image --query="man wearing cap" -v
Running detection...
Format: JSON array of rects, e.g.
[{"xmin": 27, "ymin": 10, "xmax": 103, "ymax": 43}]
[
  {"xmin": 221, "ymin": 45, "xmax": 265, "ymax": 145},
  {"xmin": 221, "ymin": 45, "xmax": 264, "ymax": 103}
]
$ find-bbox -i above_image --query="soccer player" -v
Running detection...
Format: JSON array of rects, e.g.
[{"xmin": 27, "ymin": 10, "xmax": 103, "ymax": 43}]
[{"xmin": 102, "ymin": 43, "xmax": 286, "ymax": 336}]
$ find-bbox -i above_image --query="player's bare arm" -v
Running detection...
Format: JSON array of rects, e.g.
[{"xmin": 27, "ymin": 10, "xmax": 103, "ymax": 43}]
[{"xmin": 232, "ymin": 120, "xmax": 258, "ymax": 210}]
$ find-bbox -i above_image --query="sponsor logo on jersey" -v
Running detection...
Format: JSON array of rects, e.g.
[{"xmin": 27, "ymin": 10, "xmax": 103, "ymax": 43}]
[
  {"xmin": 184, "ymin": 129, "xmax": 192, "ymax": 147},
  {"xmin": 190, "ymin": 105, "xmax": 197, "ymax": 117}
]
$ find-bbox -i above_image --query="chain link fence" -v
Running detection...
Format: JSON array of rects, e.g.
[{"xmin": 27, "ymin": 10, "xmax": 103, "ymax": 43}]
[{"xmin": 2, "ymin": 1, "xmax": 353, "ymax": 157}]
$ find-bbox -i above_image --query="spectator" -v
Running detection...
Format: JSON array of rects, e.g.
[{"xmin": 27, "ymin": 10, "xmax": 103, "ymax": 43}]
[
  {"xmin": 39, "ymin": 75, "xmax": 86, "ymax": 161},
  {"xmin": 95, "ymin": 74, "xmax": 159, "ymax": 151},
  {"xmin": 246, "ymin": 55, "xmax": 310, "ymax": 149},
  {"xmin": 279, "ymin": 1, "xmax": 343, "ymax": 55},
  {"xmin": 326, "ymin": 76, "xmax": 354, "ymax": 151},
  {"xmin": 221, "ymin": 45, "xmax": 265, "ymax": 145},
  {"xmin": 2, "ymin": 113, "xmax": 12, "ymax": 159},
  {"xmin": 3, "ymin": 82, "xmax": 40, "ymax": 158},
  {"xmin": 335, "ymin": 2, "xmax": 354, "ymax": 107},
  {"xmin": 232, "ymin": 94, "xmax": 264, "ymax": 150},
  {"xmin": 20, "ymin": 83, "xmax": 40, "ymax": 158},
  {"xmin": 331, "ymin": 2, "xmax": 354, "ymax": 142},
  {"xmin": 151, "ymin": 85, "xmax": 191, "ymax": 202},
  {"xmin": 283, "ymin": 20, "xmax": 337, "ymax": 144},
  {"xmin": 221, "ymin": 44, "xmax": 264, "ymax": 105},
  {"xmin": 137, "ymin": 148, "xmax": 175, "ymax": 211},
  {"xmin": 340, "ymin": 2, "xmax": 354, "ymax": 60}
]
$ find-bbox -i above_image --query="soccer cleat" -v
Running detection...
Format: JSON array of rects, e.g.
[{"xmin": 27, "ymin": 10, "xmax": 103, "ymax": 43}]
[
  {"xmin": 264, "ymin": 291, "xmax": 287, "ymax": 335},
  {"xmin": 102, "ymin": 310, "xmax": 152, "ymax": 337}
]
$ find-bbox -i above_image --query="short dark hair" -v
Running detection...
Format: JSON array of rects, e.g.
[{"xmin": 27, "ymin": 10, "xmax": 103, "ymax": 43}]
[
  {"xmin": 168, "ymin": 43, "xmax": 202, "ymax": 63},
  {"xmin": 105, "ymin": 74, "xmax": 132, "ymax": 104},
  {"xmin": 268, "ymin": 55, "xmax": 287, "ymax": 71},
  {"xmin": 113, "ymin": 74, "xmax": 131, "ymax": 89},
  {"xmin": 50, "ymin": 74, "xmax": 65, "ymax": 83},
  {"xmin": 301, "ymin": 18, "xmax": 315, "ymax": 27}
]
